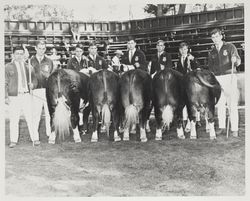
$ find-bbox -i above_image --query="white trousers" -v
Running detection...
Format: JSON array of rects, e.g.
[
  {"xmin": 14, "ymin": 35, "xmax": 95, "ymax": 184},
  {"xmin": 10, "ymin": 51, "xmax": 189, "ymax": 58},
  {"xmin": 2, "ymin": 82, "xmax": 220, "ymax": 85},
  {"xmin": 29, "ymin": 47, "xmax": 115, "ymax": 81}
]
[
  {"xmin": 216, "ymin": 74, "xmax": 239, "ymax": 132},
  {"xmin": 8, "ymin": 94, "xmax": 39, "ymax": 143},
  {"xmin": 31, "ymin": 88, "xmax": 51, "ymax": 136}
]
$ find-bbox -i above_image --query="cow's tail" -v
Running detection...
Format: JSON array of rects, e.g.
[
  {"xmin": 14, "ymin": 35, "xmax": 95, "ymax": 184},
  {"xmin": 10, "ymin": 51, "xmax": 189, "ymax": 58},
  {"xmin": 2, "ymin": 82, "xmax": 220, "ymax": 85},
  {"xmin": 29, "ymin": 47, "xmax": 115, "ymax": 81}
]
[
  {"xmin": 162, "ymin": 105, "xmax": 174, "ymax": 131},
  {"xmin": 53, "ymin": 72, "xmax": 71, "ymax": 142},
  {"xmin": 124, "ymin": 104, "xmax": 138, "ymax": 129},
  {"xmin": 102, "ymin": 103, "xmax": 111, "ymax": 135}
]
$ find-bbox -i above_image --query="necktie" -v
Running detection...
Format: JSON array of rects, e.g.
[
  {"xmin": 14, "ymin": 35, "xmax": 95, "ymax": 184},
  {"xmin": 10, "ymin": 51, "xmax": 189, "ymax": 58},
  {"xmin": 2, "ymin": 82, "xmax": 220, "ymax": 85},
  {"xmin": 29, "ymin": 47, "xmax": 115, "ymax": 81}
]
[
  {"xmin": 182, "ymin": 56, "xmax": 185, "ymax": 66},
  {"xmin": 19, "ymin": 62, "xmax": 27, "ymax": 90},
  {"xmin": 129, "ymin": 51, "xmax": 133, "ymax": 63}
]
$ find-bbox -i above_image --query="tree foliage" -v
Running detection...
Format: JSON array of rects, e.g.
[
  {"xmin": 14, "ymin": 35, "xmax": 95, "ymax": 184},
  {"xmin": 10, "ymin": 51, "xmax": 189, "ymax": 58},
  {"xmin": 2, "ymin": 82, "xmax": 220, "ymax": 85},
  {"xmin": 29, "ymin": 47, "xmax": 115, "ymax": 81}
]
[
  {"xmin": 144, "ymin": 3, "xmax": 244, "ymax": 17},
  {"xmin": 4, "ymin": 5, "xmax": 74, "ymax": 21}
]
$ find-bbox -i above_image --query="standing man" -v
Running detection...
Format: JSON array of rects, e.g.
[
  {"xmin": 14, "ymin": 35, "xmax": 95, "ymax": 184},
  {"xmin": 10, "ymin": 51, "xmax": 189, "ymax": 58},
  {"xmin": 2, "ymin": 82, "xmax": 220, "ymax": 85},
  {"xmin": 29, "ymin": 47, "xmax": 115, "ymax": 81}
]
[
  {"xmin": 84, "ymin": 42, "xmax": 108, "ymax": 74},
  {"xmin": 149, "ymin": 40, "xmax": 172, "ymax": 76},
  {"xmin": 208, "ymin": 28, "xmax": 241, "ymax": 137},
  {"xmin": 175, "ymin": 42, "xmax": 201, "ymax": 130},
  {"xmin": 176, "ymin": 42, "xmax": 199, "ymax": 74},
  {"xmin": 67, "ymin": 44, "xmax": 88, "ymax": 71},
  {"xmin": 30, "ymin": 40, "xmax": 54, "ymax": 139},
  {"xmin": 121, "ymin": 37, "xmax": 147, "ymax": 72},
  {"xmin": 5, "ymin": 46, "xmax": 40, "ymax": 148}
]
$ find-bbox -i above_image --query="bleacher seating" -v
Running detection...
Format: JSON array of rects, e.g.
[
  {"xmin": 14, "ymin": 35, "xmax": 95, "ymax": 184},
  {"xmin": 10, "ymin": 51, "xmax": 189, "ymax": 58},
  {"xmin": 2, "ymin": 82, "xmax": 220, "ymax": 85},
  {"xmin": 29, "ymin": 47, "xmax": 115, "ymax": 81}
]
[{"xmin": 4, "ymin": 6, "xmax": 244, "ymax": 71}]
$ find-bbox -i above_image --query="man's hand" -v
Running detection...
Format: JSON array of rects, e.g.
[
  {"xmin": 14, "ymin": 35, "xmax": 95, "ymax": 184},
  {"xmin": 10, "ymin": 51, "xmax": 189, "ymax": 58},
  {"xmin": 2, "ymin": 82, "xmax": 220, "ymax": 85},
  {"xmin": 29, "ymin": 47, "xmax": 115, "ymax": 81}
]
[
  {"xmin": 231, "ymin": 55, "xmax": 237, "ymax": 64},
  {"xmin": 28, "ymin": 83, "xmax": 34, "ymax": 90},
  {"xmin": 160, "ymin": 64, "xmax": 165, "ymax": 70},
  {"xmin": 134, "ymin": 62, "xmax": 140, "ymax": 68},
  {"xmin": 187, "ymin": 54, "xmax": 194, "ymax": 61}
]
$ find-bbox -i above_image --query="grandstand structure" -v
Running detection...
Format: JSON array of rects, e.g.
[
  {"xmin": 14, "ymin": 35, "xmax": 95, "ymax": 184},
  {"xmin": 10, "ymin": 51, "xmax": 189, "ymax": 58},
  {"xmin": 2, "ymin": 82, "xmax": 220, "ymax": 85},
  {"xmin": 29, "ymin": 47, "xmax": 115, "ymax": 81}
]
[{"xmin": 4, "ymin": 6, "xmax": 244, "ymax": 70}]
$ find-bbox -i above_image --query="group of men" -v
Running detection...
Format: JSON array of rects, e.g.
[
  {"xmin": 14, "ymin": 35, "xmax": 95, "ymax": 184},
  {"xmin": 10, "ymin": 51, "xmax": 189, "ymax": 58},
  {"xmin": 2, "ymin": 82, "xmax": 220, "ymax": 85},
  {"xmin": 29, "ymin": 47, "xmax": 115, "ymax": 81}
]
[{"xmin": 5, "ymin": 28, "xmax": 241, "ymax": 148}]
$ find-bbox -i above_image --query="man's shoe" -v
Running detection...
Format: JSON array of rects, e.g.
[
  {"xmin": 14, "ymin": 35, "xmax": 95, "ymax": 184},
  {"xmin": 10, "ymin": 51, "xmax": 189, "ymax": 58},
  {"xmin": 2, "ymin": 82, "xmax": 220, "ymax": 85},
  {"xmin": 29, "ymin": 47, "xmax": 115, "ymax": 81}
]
[
  {"xmin": 9, "ymin": 142, "xmax": 17, "ymax": 148},
  {"xmin": 216, "ymin": 128, "xmax": 225, "ymax": 135},
  {"xmin": 232, "ymin": 131, "xmax": 239, "ymax": 137},
  {"xmin": 33, "ymin": 140, "xmax": 40, "ymax": 146}
]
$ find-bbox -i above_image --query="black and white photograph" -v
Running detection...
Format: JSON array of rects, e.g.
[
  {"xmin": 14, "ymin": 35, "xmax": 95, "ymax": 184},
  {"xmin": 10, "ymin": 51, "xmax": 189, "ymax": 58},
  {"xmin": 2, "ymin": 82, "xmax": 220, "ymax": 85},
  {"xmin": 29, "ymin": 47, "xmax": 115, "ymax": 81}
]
[{"xmin": 2, "ymin": 0, "xmax": 247, "ymax": 198}]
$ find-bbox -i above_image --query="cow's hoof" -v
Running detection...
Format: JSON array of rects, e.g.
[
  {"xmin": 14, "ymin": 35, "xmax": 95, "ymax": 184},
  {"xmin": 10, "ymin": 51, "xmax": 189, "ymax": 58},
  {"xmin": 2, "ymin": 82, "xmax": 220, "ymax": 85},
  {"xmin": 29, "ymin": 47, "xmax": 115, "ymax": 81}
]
[
  {"xmin": 75, "ymin": 139, "xmax": 81, "ymax": 143},
  {"xmin": 48, "ymin": 140, "xmax": 55, "ymax": 144},
  {"xmin": 206, "ymin": 129, "xmax": 210, "ymax": 133},
  {"xmin": 155, "ymin": 136, "xmax": 162, "ymax": 141},
  {"xmin": 140, "ymin": 138, "xmax": 148, "ymax": 142},
  {"xmin": 190, "ymin": 136, "xmax": 197, "ymax": 140},
  {"xmin": 114, "ymin": 136, "xmax": 121, "ymax": 142},
  {"xmin": 91, "ymin": 138, "xmax": 98, "ymax": 142},
  {"xmin": 123, "ymin": 137, "xmax": 129, "ymax": 141},
  {"xmin": 178, "ymin": 135, "xmax": 185, "ymax": 140},
  {"xmin": 210, "ymin": 136, "xmax": 216, "ymax": 140}
]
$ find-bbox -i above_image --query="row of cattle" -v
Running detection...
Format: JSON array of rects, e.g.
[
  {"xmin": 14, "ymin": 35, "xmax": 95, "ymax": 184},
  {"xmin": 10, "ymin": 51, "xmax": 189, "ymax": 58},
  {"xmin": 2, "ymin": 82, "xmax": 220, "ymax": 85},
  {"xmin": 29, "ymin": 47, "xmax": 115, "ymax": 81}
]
[{"xmin": 45, "ymin": 68, "xmax": 221, "ymax": 143}]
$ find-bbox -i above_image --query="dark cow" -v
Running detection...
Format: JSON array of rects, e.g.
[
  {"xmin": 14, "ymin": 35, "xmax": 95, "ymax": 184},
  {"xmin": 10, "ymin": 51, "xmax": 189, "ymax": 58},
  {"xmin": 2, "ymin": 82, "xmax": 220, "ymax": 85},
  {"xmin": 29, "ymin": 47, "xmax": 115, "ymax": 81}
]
[
  {"xmin": 119, "ymin": 69, "xmax": 152, "ymax": 142},
  {"xmin": 152, "ymin": 68, "xmax": 186, "ymax": 140},
  {"xmin": 89, "ymin": 69, "xmax": 121, "ymax": 142},
  {"xmin": 184, "ymin": 69, "xmax": 221, "ymax": 140},
  {"xmin": 46, "ymin": 69, "xmax": 90, "ymax": 143}
]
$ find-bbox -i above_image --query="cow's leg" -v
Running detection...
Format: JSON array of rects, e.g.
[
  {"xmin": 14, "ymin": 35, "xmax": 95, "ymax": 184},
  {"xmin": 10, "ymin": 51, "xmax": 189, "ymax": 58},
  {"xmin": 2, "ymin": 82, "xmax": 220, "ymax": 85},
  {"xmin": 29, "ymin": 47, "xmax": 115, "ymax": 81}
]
[
  {"xmin": 146, "ymin": 104, "xmax": 153, "ymax": 133},
  {"xmin": 207, "ymin": 105, "xmax": 216, "ymax": 140},
  {"xmin": 71, "ymin": 107, "xmax": 81, "ymax": 143},
  {"xmin": 82, "ymin": 104, "xmax": 91, "ymax": 135},
  {"xmin": 139, "ymin": 109, "xmax": 147, "ymax": 142},
  {"xmin": 154, "ymin": 106, "xmax": 162, "ymax": 140},
  {"xmin": 205, "ymin": 111, "xmax": 210, "ymax": 133},
  {"xmin": 49, "ymin": 114, "xmax": 56, "ymax": 144},
  {"xmin": 176, "ymin": 106, "xmax": 185, "ymax": 139},
  {"xmin": 188, "ymin": 104, "xmax": 197, "ymax": 139},
  {"xmin": 91, "ymin": 107, "xmax": 99, "ymax": 142},
  {"xmin": 112, "ymin": 107, "xmax": 121, "ymax": 142},
  {"xmin": 48, "ymin": 101, "xmax": 56, "ymax": 144},
  {"xmin": 183, "ymin": 106, "xmax": 190, "ymax": 133}
]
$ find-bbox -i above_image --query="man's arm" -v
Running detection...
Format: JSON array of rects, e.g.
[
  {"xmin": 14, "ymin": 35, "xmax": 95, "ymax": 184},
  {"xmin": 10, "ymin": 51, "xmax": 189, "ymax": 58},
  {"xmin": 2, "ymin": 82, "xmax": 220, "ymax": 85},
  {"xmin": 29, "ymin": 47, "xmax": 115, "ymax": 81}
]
[{"xmin": 230, "ymin": 43, "xmax": 241, "ymax": 67}]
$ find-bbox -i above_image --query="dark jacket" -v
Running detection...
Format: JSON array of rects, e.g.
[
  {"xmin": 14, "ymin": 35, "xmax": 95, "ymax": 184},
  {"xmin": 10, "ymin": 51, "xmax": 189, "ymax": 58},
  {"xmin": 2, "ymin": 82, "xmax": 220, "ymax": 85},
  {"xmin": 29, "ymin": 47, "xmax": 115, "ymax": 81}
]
[
  {"xmin": 150, "ymin": 51, "xmax": 172, "ymax": 74},
  {"xmin": 175, "ymin": 54, "xmax": 199, "ymax": 75},
  {"xmin": 67, "ymin": 56, "xmax": 87, "ymax": 71},
  {"xmin": 30, "ymin": 55, "xmax": 54, "ymax": 88},
  {"xmin": 5, "ymin": 61, "xmax": 36, "ymax": 98},
  {"xmin": 87, "ymin": 54, "xmax": 108, "ymax": 70},
  {"xmin": 121, "ymin": 48, "xmax": 147, "ymax": 71},
  {"xmin": 208, "ymin": 41, "xmax": 241, "ymax": 76}
]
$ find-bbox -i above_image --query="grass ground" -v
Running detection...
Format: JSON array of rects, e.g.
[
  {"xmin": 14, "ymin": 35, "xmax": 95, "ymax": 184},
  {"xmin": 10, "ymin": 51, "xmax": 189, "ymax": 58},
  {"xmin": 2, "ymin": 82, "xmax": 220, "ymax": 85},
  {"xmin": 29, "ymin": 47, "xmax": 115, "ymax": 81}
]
[{"xmin": 5, "ymin": 109, "xmax": 245, "ymax": 196}]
